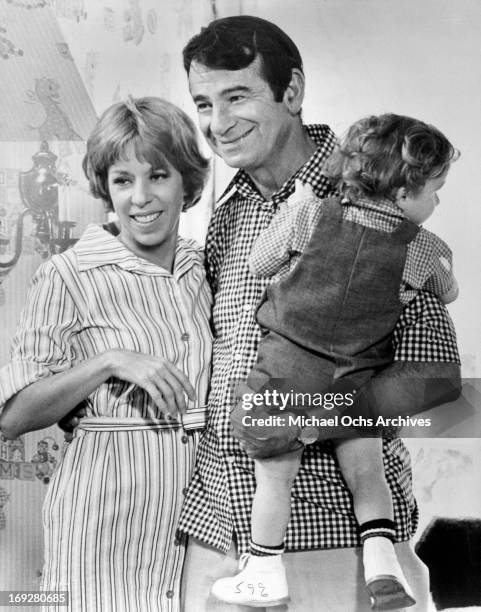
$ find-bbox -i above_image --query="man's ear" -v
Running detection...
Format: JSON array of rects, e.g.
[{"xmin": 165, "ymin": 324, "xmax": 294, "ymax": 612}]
[{"xmin": 283, "ymin": 68, "xmax": 305, "ymax": 115}]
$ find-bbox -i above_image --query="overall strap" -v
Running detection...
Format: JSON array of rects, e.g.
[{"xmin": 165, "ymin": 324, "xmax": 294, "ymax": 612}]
[
  {"xmin": 390, "ymin": 218, "xmax": 420, "ymax": 244},
  {"xmin": 321, "ymin": 195, "xmax": 345, "ymax": 220}
]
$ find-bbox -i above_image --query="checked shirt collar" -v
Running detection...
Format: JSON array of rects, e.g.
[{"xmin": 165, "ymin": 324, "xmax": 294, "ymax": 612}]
[{"xmin": 216, "ymin": 124, "xmax": 337, "ymax": 210}]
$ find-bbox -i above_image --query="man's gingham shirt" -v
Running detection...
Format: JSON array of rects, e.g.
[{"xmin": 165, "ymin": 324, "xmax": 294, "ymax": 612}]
[
  {"xmin": 249, "ymin": 194, "xmax": 456, "ymax": 305},
  {"xmin": 178, "ymin": 124, "xmax": 456, "ymax": 554}
]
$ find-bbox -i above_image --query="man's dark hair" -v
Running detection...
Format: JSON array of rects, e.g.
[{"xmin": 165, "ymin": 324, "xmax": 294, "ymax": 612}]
[{"xmin": 183, "ymin": 15, "xmax": 303, "ymax": 102}]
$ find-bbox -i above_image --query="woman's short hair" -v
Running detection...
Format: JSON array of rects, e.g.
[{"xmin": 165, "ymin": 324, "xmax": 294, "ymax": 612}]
[
  {"xmin": 183, "ymin": 15, "xmax": 303, "ymax": 102},
  {"xmin": 83, "ymin": 97, "xmax": 210, "ymax": 211},
  {"xmin": 323, "ymin": 113, "xmax": 458, "ymax": 200}
]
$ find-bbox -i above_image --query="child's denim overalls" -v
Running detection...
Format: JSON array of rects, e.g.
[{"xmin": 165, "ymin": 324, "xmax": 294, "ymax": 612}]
[{"xmin": 243, "ymin": 197, "xmax": 419, "ymax": 444}]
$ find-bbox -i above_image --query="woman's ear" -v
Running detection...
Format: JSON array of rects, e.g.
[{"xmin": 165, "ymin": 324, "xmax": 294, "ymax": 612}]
[{"xmin": 283, "ymin": 68, "xmax": 305, "ymax": 116}]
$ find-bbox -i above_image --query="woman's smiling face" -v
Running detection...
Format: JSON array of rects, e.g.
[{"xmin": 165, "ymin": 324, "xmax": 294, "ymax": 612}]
[{"xmin": 107, "ymin": 142, "xmax": 184, "ymax": 270}]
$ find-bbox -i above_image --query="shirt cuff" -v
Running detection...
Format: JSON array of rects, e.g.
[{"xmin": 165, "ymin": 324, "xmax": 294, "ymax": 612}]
[{"xmin": 0, "ymin": 361, "xmax": 53, "ymax": 412}]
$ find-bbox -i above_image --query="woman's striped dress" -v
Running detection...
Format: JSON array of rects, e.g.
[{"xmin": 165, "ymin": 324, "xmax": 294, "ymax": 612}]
[{"xmin": 0, "ymin": 225, "xmax": 212, "ymax": 611}]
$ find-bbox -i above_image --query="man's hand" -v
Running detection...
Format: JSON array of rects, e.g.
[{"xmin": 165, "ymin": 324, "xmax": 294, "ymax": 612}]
[{"xmin": 287, "ymin": 178, "xmax": 316, "ymax": 207}]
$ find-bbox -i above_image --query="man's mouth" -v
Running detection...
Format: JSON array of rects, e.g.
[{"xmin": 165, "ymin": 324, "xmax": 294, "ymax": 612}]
[
  {"xmin": 131, "ymin": 211, "xmax": 162, "ymax": 224},
  {"xmin": 217, "ymin": 127, "xmax": 255, "ymax": 146}
]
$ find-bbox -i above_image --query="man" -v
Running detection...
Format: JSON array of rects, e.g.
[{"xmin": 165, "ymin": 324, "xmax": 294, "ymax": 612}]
[
  {"xmin": 177, "ymin": 15, "xmax": 461, "ymax": 612},
  {"xmin": 59, "ymin": 14, "xmax": 460, "ymax": 611}
]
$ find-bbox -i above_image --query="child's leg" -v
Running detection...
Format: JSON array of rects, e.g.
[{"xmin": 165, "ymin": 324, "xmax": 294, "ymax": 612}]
[
  {"xmin": 251, "ymin": 448, "xmax": 303, "ymax": 550},
  {"xmin": 335, "ymin": 436, "xmax": 392, "ymax": 524},
  {"xmin": 335, "ymin": 437, "xmax": 416, "ymax": 610},
  {"xmin": 211, "ymin": 448, "xmax": 303, "ymax": 607}
]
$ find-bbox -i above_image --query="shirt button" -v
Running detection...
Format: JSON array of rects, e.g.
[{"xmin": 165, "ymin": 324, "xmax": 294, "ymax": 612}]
[
  {"xmin": 243, "ymin": 303, "xmax": 253, "ymax": 312},
  {"xmin": 226, "ymin": 456, "xmax": 235, "ymax": 464},
  {"xmin": 166, "ymin": 590, "xmax": 174, "ymax": 599},
  {"xmin": 174, "ymin": 537, "xmax": 181, "ymax": 546},
  {"xmin": 233, "ymin": 352, "xmax": 243, "ymax": 361},
  {"xmin": 181, "ymin": 435, "xmax": 189, "ymax": 444},
  {"xmin": 180, "ymin": 332, "xmax": 190, "ymax": 341},
  {"xmin": 182, "ymin": 487, "xmax": 188, "ymax": 495}
]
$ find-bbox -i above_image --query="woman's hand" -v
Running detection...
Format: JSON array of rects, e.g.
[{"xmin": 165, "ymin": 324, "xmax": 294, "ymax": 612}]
[
  {"xmin": 105, "ymin": 349, "xmax": 196, "ymax": 417},
  {"xmin": 1, "ymin": 348, "xmax": 196, "ymax": 440}
]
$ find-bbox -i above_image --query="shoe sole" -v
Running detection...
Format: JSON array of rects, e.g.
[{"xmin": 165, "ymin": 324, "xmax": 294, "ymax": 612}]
[
  {"xmin": 367, "ymin": 576, "xmax": 416, "ymax": 611},
  {"xmin": 212, "ymin": 595, "xmax": 290, "ymax": 608}
]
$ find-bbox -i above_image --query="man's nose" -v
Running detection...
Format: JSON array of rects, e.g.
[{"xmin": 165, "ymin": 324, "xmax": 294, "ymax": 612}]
[
  {"xmin": 132, "ymin": 179, "xmax": 152, "ymax": 206},
  {"xmin": 209, "ymin": 103, "xmax": 235, "ymax": 137}
]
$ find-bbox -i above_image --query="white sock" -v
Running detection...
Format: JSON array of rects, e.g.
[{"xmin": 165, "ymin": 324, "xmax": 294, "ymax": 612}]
[{"xmin": 363, "ymin": 536, "xmax": 410, "ymax": 589}]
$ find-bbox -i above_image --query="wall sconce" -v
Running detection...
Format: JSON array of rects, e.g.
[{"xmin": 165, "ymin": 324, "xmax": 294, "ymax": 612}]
[{"xmin": 0, "ymin": 141, "xmax": 77, "ymax": 277}]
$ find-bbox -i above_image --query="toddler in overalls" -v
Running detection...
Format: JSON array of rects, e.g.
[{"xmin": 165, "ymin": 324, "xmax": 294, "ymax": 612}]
[{"xmin": 212, "ymin": 114, "xmax": 459, "ymax": 610}]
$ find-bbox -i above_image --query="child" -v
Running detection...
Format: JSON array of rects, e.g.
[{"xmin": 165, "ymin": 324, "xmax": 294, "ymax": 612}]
[
  {"xmin": 212, "ymin": 113, "xmax": 459, "ymax": 610},
  {"xmin": 0, "ymin": 97, "xmax": 211, "ymax": 611}
]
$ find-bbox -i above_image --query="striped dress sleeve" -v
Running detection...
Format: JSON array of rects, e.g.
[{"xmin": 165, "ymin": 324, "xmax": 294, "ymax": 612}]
[{"xmin": 0, "ymin": 258, "xmax": 81, "ymax": 411}]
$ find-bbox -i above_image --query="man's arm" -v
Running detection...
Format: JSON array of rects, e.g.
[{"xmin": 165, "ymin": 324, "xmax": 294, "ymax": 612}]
[{"xmin": 369, "ymin": 290, "xmax": 462, "ymax": 419}]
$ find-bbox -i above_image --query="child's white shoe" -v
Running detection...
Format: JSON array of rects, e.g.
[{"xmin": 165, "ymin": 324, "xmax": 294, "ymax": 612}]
[
  {"xmin": 211, "ymin": 553, "xmax": 289, "ymax": 608},
  {"xmin": 363, "ymin": 537, "xmax": 416, "ymax": 611}
]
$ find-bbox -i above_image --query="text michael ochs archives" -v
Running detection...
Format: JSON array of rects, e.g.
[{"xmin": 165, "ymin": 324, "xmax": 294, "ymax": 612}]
[{"xmin": 239, "ymin": 389, "xmax": 432, "ymax": 429}]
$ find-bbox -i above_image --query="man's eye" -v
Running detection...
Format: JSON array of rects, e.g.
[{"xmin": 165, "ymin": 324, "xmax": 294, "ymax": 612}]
[
  {"xmin": 196, "ymin": 102, "xmax": 211, "ymax": 113},
  {"xmin": 229, "ymin": 95, "xmax": 244, "ymax": 103}
]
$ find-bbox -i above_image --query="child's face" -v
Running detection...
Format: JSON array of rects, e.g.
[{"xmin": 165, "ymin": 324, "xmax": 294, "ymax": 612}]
[
  {"xmin": 107, "ymin": 143, "xmax": 184, "ymax": 268},
  {"xmin": 398, "ymin": 171, "xmax": 448, "ymax": 224}
]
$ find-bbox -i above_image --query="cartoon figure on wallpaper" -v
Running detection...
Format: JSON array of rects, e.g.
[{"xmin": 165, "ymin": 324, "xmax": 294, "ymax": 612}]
[
  {"xmin": 0, "ymin": 25, "xmax": 23, "ymax": 60},
  {"xmin": 123, "ymin": 0, "xmax": 145, "ymax": 46},
  {"xmin": 220, "ymin": 114, "xmax": 459, "ymax": 610},
  {"xmin": 31, "ymin": 439, "xmax": 58, "ymax": 484},
  {"xmin": 84, "ymin": 50, "xmax": 99, "ymax": 96},
  {"xmin": 103, "ymin": 7, "xmax": 115, "ymax": 32},
  {"xmin": 415, "ymin": 447, "xmax": 473, "ymax": 502},
  {"xmin": 0, "ymin": 96, "xmax": 211, "ymax": 612},
  {"xmin": 178, "ymin": 15, "xmax": 462, "ymax": 612},
  {"xmin": 56, "ymin": 42, "xmax": 74, "ymax": 61},
  {"xmin": 7, "ymin": 437, "xmax": 25, "ymax": 462},
  {"xmin": 0, "ymin": 486, "xmax": 10, "ymax": 531},
  {"xmin": 51, "ymin": 0, "xmax": 87, "ymax": 22},
  {"xmin": 26, "ymin": 77, "xmax": 82, "ymax": 141},
  {"xmin": 146, "ymin": 9, "xmax": 159, "ymax": 35}
]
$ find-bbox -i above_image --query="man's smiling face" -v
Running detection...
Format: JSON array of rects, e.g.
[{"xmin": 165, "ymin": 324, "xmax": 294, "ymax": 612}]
[{"xmin": 188, "ymin": 56, "xmax": 295, "ymax": 173}]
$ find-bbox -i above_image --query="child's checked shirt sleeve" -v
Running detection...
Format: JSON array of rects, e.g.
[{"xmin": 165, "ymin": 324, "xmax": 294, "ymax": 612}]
[
  {"xmin": 249, "ymin": 197, "xmax": 322, "ymax": 278},
  {"xmin": 403, "ymin": 229, "xmax": 455, "ymax": 301}
]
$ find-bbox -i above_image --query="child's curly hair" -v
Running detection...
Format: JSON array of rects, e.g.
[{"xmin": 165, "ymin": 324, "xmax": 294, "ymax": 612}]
[{"xmin": 323, "ymin": 114, "xmax": 458, "ymax": 200}]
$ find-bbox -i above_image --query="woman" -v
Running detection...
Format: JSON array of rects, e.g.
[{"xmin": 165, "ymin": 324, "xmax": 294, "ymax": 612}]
[{"xmin": 0, "ymin": 97, "xmax": 211, "ymax": 611}]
